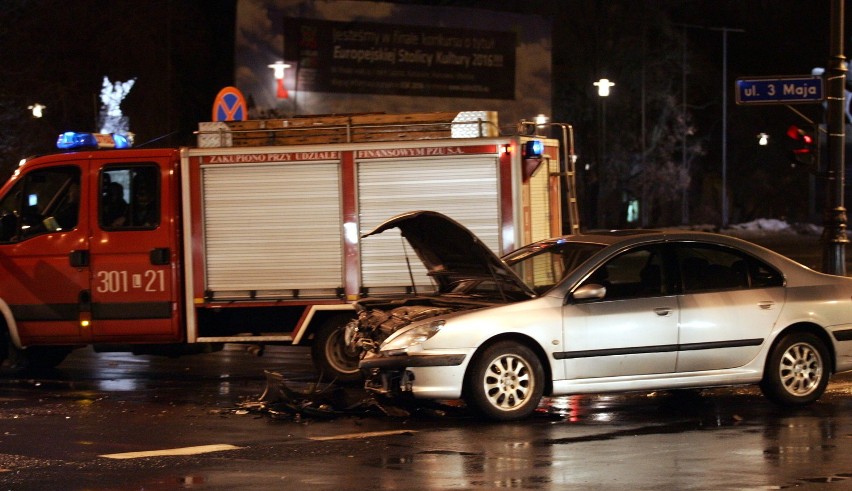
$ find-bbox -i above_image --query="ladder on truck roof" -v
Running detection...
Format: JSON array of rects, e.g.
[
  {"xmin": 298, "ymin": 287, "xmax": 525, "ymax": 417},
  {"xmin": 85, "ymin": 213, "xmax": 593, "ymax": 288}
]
[{"xmin": 196, "ymin": 111, "xmax": 501, "ymax": 148}]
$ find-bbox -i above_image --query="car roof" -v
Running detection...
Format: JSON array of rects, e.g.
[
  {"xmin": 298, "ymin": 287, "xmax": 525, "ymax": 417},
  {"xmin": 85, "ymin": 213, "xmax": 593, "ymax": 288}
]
[
  {"xmin": 526, "ymin": 229, "xmax": 763, "ymax": 249},
  {"xmin": 516, "ymin": 229, "xmax": 840, "ymax": 284},
  {"xmin": 511, "ymin": 229, "xmax": 799, "ymax": 269}
]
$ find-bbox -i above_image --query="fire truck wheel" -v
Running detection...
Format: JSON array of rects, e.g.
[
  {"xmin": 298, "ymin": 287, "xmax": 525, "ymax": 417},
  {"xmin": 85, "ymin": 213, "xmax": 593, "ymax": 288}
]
[
  {"xmin": 311, "ymin": 315, "xmax": 362, "ymax": 383},
  {"xmin": 2, "ymin": 343, "xmax": 72, "ymax": 372},
  {"xmin": 0, "ymin": 329, "xmax": 10, "ymax": 366}
]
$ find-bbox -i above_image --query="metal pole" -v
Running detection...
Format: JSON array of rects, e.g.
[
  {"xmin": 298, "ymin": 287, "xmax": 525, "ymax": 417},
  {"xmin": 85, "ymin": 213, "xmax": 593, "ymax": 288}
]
[
  {"xmin": 677, "ymin": 24, "xmax": 742, "ymax": 227},
  {"xmin": 706, "ymin": 26, "xmax": 745, "ymax": 228},
  {"xmin": 681, "ymin": 24, "xmax": 689, "ymax": 225},
  {"xmin": 823, "ymin": 0, "xmax": 848, "ymax": 275},
  {"xmin": 721, "ymin": 29, "xmax": 729, "ymax": 229}
]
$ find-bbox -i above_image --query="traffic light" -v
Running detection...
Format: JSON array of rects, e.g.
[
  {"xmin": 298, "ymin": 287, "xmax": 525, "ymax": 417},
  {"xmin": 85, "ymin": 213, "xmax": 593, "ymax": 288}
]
[{"xmin": 786, "ymin": 124, "xmax": 817, "ymax": 169}]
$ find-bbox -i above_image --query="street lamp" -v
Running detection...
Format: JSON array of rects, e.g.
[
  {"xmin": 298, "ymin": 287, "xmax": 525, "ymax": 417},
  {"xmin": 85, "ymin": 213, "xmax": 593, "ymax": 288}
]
[
  {"xmin": 593, "ymin": 80, "xmax": 614, "ymax": 153},
  {"xmin": 28, "ymin": 103, "xmax": 46, "ymax": 118},
  {"xmin": 594, "ymin": 78, "xmax": 615, "ymax": 97},
  {"xmin": 268, "ymin": 61, "xmax": 291, "ymax": 99},
  {"xmin": 592, "ymin": 79, "xmax": 614, "ymax": 227},
  {"xmin": 594, "ymin": 79, "xmax": 614, "ymax": 161}
]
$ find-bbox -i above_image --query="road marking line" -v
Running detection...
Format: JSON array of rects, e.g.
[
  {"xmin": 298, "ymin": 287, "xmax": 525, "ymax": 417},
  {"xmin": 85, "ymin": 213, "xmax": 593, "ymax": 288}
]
[
  {"xmin": 309, "ymin": 430, "xmax": 417, "ymax": 441},
  {"xmin": 100, "ymin": 444, "xmax": 242, "ymax": 459}
]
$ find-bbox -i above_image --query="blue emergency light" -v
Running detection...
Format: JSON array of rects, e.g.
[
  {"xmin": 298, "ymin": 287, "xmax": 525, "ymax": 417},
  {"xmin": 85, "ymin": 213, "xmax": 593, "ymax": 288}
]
[
  {"xmin": 56, "ymin": 132, "xmax": 133, "ymax": 150},
  {"xmin": 523, "ymin": 140, "xmax": 544, "ymax": 159}
]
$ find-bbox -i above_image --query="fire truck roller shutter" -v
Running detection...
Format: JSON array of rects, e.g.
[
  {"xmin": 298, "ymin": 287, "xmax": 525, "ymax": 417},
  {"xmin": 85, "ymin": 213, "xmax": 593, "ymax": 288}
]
[
  {"xmin": 528, "ymin": 155, "xmax": 559, "ymax": 244},
  {"xmin": 357, "ymin": 156, "xmax": 500, "ymax": 292},
  {"xmin": 201, "ymin": 161, "xmax": 343, "ymax": 298}
]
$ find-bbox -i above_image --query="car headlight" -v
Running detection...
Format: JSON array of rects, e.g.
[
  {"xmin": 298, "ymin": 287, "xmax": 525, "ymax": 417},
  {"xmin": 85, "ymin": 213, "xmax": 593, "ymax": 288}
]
[{"xmin": 382, "ymin": 320, "xmax": 445, "ymax": 354}]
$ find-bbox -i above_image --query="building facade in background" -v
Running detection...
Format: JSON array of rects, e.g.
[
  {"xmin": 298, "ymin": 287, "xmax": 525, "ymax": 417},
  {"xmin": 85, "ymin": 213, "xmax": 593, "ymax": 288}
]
[{"xmin": 236, "ymin": 0, "xmax": 551, "ymax": 130}]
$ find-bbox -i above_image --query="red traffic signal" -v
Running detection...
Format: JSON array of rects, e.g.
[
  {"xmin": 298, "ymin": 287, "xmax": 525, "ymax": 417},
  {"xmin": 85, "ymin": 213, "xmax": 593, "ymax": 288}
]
[{"xmin": 785, "ymin": 124, "xmax": 816, "ymax": 168}]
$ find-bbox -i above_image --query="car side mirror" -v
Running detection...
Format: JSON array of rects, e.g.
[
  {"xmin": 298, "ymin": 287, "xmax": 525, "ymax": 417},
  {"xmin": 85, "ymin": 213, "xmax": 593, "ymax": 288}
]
[{"xmin": 571, "ymin": 283, "xmax": 607, "ymax": 302}]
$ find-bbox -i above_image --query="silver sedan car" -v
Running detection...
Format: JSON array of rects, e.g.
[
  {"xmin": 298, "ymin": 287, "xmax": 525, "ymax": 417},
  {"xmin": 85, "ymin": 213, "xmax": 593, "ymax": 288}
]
[{"xmin": 357, "ymin": 211, "xmax": 852, "ymax": 421}]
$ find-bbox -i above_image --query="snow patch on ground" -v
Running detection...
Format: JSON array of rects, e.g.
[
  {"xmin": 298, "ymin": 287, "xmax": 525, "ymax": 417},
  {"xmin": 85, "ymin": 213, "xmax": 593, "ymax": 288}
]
[{"xmin": 685, "ymin": 219, "xmax": 830, "ymax": 238}]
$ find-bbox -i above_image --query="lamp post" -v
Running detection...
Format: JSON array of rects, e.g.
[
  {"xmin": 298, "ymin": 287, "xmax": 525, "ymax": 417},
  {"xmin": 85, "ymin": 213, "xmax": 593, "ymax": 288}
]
[
  {"xmin": 593, "ymin": 78, "xmax": 614, "ymax": 165},
  {"xmin": 823, "ymin": 0, "xmax": 847, "ymax": 275},
  {"xmin": 594, "ymin": 79, "xmax": 614, "ymax": 226}
]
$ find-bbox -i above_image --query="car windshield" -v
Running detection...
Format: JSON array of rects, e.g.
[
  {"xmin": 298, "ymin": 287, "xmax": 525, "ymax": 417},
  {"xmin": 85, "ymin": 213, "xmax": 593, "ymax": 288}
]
[{"xmin": 505, "ymin": 241, "xmax": 604, "ymax": 294}]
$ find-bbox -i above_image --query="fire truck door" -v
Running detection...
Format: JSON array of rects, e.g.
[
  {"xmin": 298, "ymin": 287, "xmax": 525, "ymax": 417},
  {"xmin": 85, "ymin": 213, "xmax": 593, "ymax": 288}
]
[
  {"xmin": 87, "ymin": 161, "xmax": 180, "ymax": 341},
  {"xmin": 0, "ymin": 163, "xmax": 90, "ymax": 344}
]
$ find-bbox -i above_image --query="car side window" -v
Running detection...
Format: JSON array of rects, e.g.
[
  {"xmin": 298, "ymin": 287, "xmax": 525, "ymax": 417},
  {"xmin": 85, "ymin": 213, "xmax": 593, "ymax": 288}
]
[
  {"xmin": 509, "ymin": 242, "xmax": 602, "ymax": 294},
  {"xmin": 580, "ymin": 246, "xmax": 666, "ymax": 301},
  {"xmin": 0, "ymin": 166, "xmax": 81, "ymax": 242},
  {"xmin": 676, "ymin": 243, "xmax": 783, "ymax": 293},
  {"xmin": 99, "ymin": 165, "xmax": 160, "ymax": 230}
]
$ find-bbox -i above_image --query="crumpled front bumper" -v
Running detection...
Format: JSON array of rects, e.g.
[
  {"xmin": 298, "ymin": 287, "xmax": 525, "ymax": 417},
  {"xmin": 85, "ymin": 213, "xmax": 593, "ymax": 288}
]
[{"xmin": 360, "ymin": 350, "xmax": 469, "ymax": 399}]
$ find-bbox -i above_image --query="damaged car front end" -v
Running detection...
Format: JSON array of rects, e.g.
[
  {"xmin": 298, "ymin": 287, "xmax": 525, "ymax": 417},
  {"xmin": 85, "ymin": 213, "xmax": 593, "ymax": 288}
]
[{"xmin": 349, "ymin": 211, "xmax": 539, "ymax": 397}]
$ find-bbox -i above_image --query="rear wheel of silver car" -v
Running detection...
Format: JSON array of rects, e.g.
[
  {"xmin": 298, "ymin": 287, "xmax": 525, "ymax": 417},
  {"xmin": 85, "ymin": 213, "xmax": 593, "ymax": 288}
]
[
  {"xmin": 310, "ymin": 315, "xmax": 362, "ymax": 383},
  {"xmin": 465, "ymin": 341, "xmax": 544, "ymax": 421},
  {"xmin": 760, "ymin": 332, "xmax": 830, "ymax": 406}
]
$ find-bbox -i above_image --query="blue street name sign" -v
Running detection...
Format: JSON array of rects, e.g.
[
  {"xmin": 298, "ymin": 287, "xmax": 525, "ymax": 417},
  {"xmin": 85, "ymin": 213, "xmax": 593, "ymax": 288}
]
[{"xmin": 735, "ymin": 76, "xmax": 824, "ymax": 104}]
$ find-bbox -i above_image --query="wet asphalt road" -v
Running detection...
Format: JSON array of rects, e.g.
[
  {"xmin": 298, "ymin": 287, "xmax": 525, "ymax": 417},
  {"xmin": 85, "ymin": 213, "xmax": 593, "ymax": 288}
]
[
  {"xmin": 1, "ymin": 233, "xmax": 851, "ymax": 490},
  {"xmin": 3, "ymin": 345, "xmax": 852, "ymax": 490}
]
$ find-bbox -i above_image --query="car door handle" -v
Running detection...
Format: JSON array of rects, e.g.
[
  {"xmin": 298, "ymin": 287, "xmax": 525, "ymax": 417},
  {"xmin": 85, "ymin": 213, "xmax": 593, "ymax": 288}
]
[
  {"xmin": 653, "ymin": 307, "xmax": 673, "ymax": 317},
  {"xmin": 758, "ymin": 301, "xmax": 775, "ymax": 310}
]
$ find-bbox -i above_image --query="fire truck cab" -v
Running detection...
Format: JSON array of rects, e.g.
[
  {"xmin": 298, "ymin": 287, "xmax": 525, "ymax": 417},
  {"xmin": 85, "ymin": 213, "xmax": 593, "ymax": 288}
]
[{"xmin": 0, "ymin": 146, "xmax": 185, "ymax": 367}]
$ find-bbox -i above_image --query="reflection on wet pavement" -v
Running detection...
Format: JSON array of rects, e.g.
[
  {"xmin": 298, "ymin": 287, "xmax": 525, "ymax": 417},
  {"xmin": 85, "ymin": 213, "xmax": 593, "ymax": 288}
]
[{"xmin": 4, "ymin": 346, "xmax": 852, "ymax": 490}]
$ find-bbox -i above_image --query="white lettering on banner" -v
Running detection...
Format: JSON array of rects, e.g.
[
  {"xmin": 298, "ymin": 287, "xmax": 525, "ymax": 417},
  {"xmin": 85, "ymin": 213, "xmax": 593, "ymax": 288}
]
[
  {"xmin": 205, "ymin": 152, "xmax": 340, "ymax": 164},
  {"xmin": 356, "ymin": 146, "xmax": 479, "ymax": 159}
]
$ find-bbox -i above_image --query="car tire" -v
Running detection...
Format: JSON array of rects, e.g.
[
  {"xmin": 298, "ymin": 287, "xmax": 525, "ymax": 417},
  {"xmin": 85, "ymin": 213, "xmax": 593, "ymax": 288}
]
[
  {"xmin": 465, "ymin": 341, "xmax": 544, "ymax": 421},
  {"xmin": 310, "ymin": 315, "xmax": 362, "ymax": 383},
  {"xmin": 760, "ymin": 332, "xmax": 830, "ymax": 406}
]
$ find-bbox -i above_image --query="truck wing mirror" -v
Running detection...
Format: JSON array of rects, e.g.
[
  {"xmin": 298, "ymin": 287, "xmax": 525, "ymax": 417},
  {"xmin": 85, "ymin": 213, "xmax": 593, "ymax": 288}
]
[{"xmin": 0, "ymin": 212, "xmax": 17, "ymax": 242}]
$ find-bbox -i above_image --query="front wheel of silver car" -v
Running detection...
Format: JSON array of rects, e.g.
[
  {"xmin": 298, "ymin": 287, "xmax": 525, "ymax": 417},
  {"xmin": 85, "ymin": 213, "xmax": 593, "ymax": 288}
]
[
  {"xmin": 760, "ymin": 332, "xmax": 830, "ymax": 407},
  {"xmin": 465, "ymin": 341, "xmax": 544, "ymax": 421}
]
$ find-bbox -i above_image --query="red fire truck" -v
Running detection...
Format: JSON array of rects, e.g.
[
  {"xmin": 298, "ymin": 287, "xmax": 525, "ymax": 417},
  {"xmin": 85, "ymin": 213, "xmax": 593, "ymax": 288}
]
[{"xmin": 0, "ymin": 111, "xmax": 577, "ymax": 380}]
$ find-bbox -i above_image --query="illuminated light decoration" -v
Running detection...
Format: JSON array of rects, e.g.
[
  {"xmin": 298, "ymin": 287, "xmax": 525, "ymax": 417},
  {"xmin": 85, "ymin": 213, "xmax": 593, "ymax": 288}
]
[
  {"xmin": 28, "ymin": 103, "xmax": 46, "ymax": 118},
  {"xmin": 57, "ymin": 132, "xmax": 134, "ymax": 150},
  {"xmin": 99, "ymin": 76, "xmax": 136, "ymax": 135},
  {"xmin": 268, "ymin": 61, "xmax": 291, "ymax": 99},
  {"xmin": 757, "ymin": 132, "xmax": 769, "ymax": 146}
]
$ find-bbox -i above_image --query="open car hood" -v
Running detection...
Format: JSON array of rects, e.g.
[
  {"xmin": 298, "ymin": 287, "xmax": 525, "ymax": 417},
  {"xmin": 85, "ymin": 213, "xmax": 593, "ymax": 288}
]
[{"xmin": 362, "ymin": 210, "xmax": 536, "ymax": 298}]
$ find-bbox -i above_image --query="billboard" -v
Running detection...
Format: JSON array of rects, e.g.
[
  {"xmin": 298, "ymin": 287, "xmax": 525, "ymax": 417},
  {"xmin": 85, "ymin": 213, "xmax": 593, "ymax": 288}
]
[
  {"xmin": 283, "ymin": 18, "xmax": 516, "ymax": 99},
  {"xmin": 236, "ymin": 0, "xmax": 551, "ymax": 126}
]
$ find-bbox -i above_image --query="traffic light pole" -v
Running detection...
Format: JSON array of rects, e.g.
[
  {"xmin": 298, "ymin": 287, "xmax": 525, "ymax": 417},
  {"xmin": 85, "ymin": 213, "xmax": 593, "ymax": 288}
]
[{"xmin": 822, "ymin": 0, "xmax": 848, "ymax": 276}]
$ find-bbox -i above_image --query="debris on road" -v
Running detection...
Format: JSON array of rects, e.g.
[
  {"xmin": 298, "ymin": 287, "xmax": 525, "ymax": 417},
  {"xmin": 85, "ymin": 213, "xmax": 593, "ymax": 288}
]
[{"xmin": 233, "ymin": 368, "xmax": 459, "ymax": 421}]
